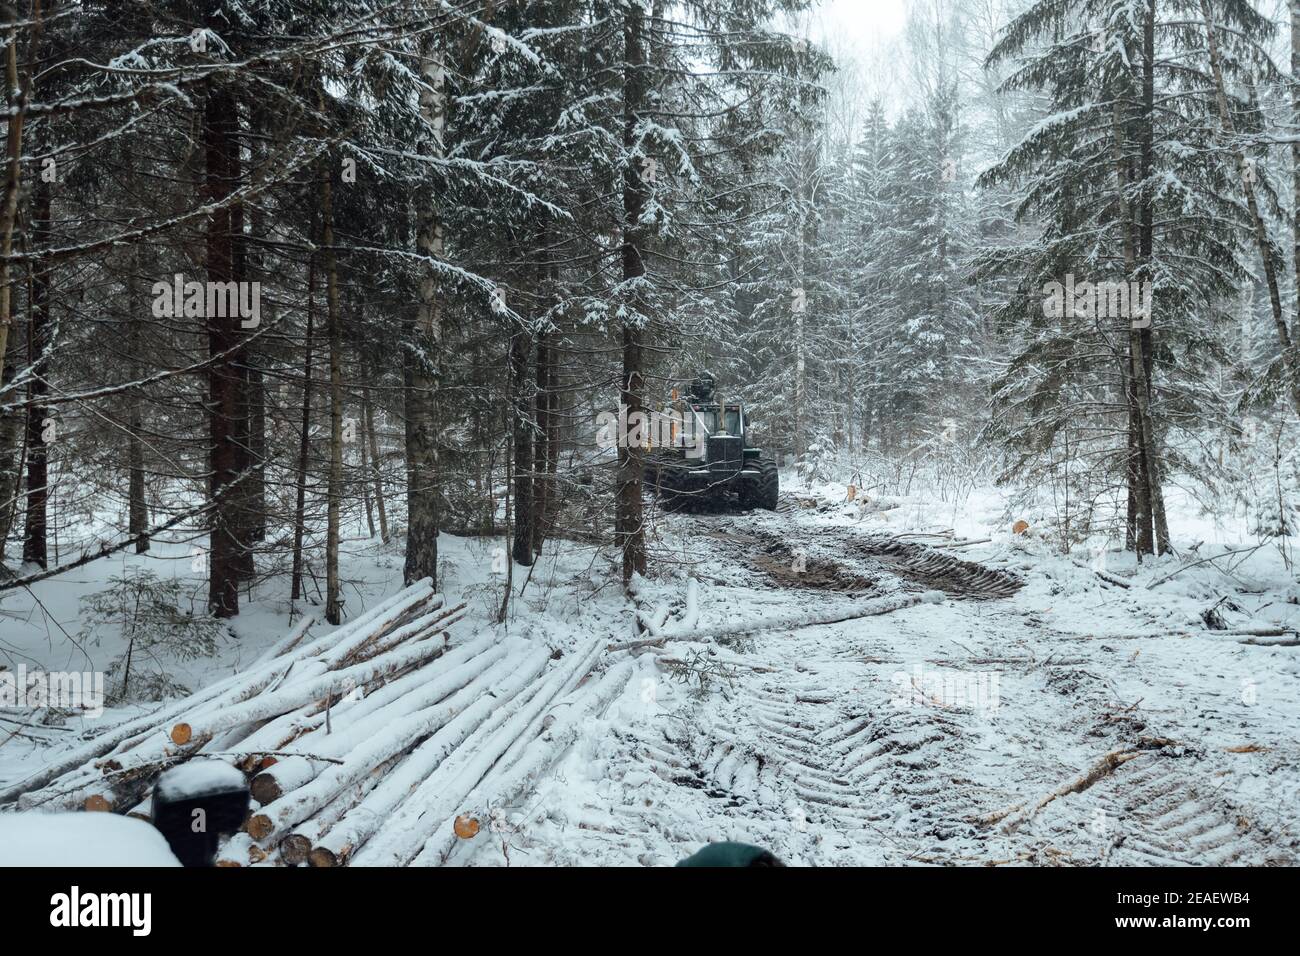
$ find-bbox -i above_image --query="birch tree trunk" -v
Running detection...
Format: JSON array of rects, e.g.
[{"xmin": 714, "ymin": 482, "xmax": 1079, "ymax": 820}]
[
  {"xmin": 363, "ymin": 384, "xmax": 388, "ymax": 542},
  {"xmin": 510, "ymin": 327, "xmax": 534, "ymax": 566},
  {"xmin": 794, "ymin": 205, "xmax": 807, "ymax": 461},
  {"xmin": 1292, "ymin": 1, "xmax": 1300, "ymax": 346},
  {"xmin": 290, "ymin": 252, "xmax": 316, "ymax": 605},
  {"xmin": 531, "ymin": 332, "xmax": 553, "ymax": 557},
  {"xmin": 403, "ymin": 35, "xmax": 446, "ymax": 588},
  {"xmin": 1204, "ymin": 0, "xmax": 1300, "ymax": 419}
]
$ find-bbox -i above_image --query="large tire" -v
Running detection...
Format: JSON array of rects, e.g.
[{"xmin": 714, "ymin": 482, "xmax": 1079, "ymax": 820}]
[
  {"xmin": 740, "ymin": 458, "xmax": 779, "ymax": 511},
  {"xmin": 647, "ymin": 458, "xmax": 690, "ymax": 508}
]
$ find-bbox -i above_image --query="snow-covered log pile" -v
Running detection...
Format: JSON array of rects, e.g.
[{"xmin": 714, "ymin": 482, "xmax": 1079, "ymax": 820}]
[{"xmin": 0, "ymin": 580, "xmax": 613, "ymax": 866}]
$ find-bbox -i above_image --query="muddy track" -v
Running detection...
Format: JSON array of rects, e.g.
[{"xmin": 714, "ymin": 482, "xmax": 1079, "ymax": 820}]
[
  {"xmin": 839, "ymin": 535, "xmax": 1023, "ymax": 600},
  {"xmin": 699, "ymin": 514, "xmax": 1024, "ymax": 601}
]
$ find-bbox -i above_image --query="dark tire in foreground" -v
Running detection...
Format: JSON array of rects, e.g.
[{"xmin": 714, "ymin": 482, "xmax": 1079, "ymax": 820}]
[{"xmin": 740, "ymin": 458, "xmax": 779, "ymax": 511}]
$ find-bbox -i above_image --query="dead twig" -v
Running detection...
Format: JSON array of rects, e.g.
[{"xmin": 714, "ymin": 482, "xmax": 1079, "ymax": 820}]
[
  {"xmin": 978, "ymin": 749, "xmax": 1146, "ymax": 832},
  {"xmin": 1146, "ymin": 545, "xmax": 1263, "ymax": 590}
]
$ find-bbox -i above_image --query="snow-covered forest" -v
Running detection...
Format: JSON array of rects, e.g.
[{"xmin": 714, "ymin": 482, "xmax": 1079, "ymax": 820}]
[{"xmin": 0, "ymin": 0, "xmax": 1297, "ymax": 872}]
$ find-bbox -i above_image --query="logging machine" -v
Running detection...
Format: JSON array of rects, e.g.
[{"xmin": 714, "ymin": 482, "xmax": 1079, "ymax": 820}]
[{"xmin": 643, "ymin": 373, "xmax": 779, "ymax": 511}]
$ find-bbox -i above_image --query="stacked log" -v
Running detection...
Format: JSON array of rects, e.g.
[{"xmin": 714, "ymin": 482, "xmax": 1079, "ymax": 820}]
[{"xmin": 0, "ymin": 581, "xmax": 617, "ymax": 866}]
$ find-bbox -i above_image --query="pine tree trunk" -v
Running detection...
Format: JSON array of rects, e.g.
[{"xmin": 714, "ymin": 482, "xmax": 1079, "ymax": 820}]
[
  {"xmin": 545, "ymin": 342, "xmax": 559, "ymax": 538},
  {"xmin": 1115, "ymin": 82, "xmax": 1154, "ymax": 555},
  {"xmin": 0, "ymin": 21, "xmax": 28, "ymax": 567},
  {"xmin": 0, "ymin": 363, "xmax": 18, "ymax": 562},
  {"xmin": 403, "ymin": 36, "xmax": 446, "ymax": 589},
  {"xmin": 21, "ymin": 168, "xmax": 50, "ymax": 568},
  {"xmin": 245, "ymin": 110, "xmax": 270, "ymax": 546},
  {"xmin": 127, "ymin": 245, "xmax": 149, "ymax": 554},
  {"xmin": 617, "ymin": 2, "xmax": 649, "ymax": 587},
  {"xmin": 127, "ymin": 405, "xmax": 148, "ymax": 554},
  {"xmin": 322, "ymin": 166, "xmax": 344, "ymax": 626},
  {"xmin": 229, "ymin": 116, "xmax": 254, "ymax": 588},
  {"xmin": 1140, "ymin": 0, "xmax": 1170, "ymax": 555},
  {"xmin": 203, "ymin": 85, "xmax": 245, "ymax": 617},
  {"xmin": 0, "ymin": 20, "xmax": 27, "ymax": 395}
]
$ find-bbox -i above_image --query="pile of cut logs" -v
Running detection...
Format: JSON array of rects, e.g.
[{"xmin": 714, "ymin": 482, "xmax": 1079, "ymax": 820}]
[{"xmin": 0, "ymin": 580, "xmax": 619, "ymax": 866}]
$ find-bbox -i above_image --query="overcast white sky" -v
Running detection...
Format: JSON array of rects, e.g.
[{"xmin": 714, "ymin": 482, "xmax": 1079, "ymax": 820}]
[
  {"xmin": 811, "ymin": 0, "xmax": 910, "ymax": 46},
  {"xmin": 795, "ymin": 0, "xmax": 914, "ymax": 119}
]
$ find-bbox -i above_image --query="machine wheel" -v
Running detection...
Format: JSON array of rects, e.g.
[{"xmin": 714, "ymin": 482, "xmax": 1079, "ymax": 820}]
[
  {"xmin": 740, "ymin": 458, "xmax": 779, "ymax": 511},
  {"xmin": 647, "ymin": 459, "xmax": 690, "ymax": 508}
]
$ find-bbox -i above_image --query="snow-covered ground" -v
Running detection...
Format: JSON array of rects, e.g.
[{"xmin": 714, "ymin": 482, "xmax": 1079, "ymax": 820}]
[{"xmin": 2, "ymin": 470, "xmax": 1297, "ymax": 866}]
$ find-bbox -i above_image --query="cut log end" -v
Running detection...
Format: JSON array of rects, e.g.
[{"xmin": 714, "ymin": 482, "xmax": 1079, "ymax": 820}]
[
  {"xmin": 279, "ymin": 834, "xmax": 311, "ymax": 865},
  {"xmin": 249, "ymin": 773, "xmax": 284, "ymax": 806},
  {"xmin": 245, "ymin": 812, "xmax": 275, "ymax": 842},
  {"xmin": 83, "ymin": 794, "xmax": 112, "ymax": 812},
  {"xmin": 170, "ymin": 723, "xmax": 193, "ymax": 746},
  {"xmin": 308, "ymin": 846, "xmax": 340, "ymax": 868}
]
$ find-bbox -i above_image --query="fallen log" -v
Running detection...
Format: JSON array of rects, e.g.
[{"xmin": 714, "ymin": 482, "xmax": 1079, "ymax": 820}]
[
  {"xmin": 350, "ymin": 644, "xmax": 597, "ymax": 867},
  {"xmin": 277, "ymin": 755, "xmax": 396, "ymax": 865},
  {"xmin": 240, "ymin": 632, "xmax": 496, "ymax": 753},
  {"xmin": 244, "ymin": 614, "xmax": 317, "ymax": 673},
  {"xmin": 1052, "ymin": 625, "xmax": 1299, "ymax": 645},
  {"xmin": 18, "ymin": 734, "xmax": 213, "ymax": 812},
  {"xmin": 309, "ymin": 649, "xmax": 549, "ymax": 867},
  {"xmin": 214, "ymin": 832, "xmax": 264, "ymax": 868},
  {"xmin": 248, "ymin": 638, "xmax": 508, "ymax": 805},
  {"xmin": 417, "ymin": 659, "xmax": 634, "ymax": 865},
  {"xmin": 936, "ymin": 538, "xmax": 993, "ymax": 550},
  {"xmin": 160, "ymin": 638, "xmax": 449, "ymax": 771},
  {"xmin": 2, "ymin": 584, "xmax": 441, "ymax": 808},
  {"xmin": 5, "ymin": 580, "xmax": 530, "ymax": 870},
  {"xmin": 659, "ymin": 591, "xmax": 943, "ymax": 644},
  {"xmin": 607, "ymin": 635, "xmax": 667, "ymax": 653},
  {"xmin": 250, "ymin": 644, "xmax": 543, "ymax": 847},
  {"xmin": 207, "ymin": 608, "xmax": 464, "ymax": 755}
]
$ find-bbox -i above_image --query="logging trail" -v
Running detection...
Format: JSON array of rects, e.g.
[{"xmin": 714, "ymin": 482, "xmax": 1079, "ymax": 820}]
[
  {"xmin": 447, "ymin": 496, "xmax": 1300, "ymax": 866},
  {"xmin": 2, "ymin": 483, "xmax": 1298, "ymax": 866}
]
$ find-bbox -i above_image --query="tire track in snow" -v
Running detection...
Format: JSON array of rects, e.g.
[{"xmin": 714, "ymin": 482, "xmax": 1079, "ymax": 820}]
[{"xmin": 479, "ymin": 504, "xmax": 1297, "ymax": 867}]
